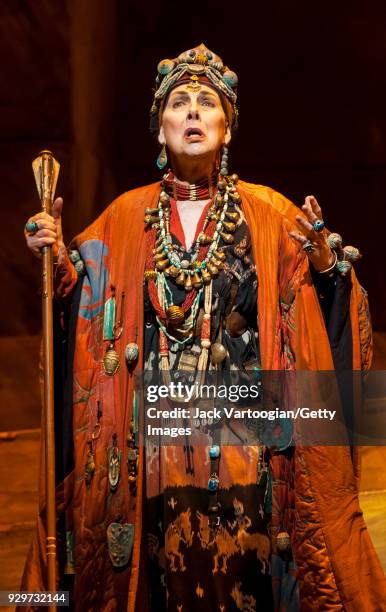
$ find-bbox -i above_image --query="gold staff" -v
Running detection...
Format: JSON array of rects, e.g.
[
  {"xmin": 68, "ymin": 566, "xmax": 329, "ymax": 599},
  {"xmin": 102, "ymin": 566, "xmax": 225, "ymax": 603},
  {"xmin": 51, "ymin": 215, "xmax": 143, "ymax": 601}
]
[{"xmin": 32, "ymin": 150, "xmax": 60, "ymax": 594}]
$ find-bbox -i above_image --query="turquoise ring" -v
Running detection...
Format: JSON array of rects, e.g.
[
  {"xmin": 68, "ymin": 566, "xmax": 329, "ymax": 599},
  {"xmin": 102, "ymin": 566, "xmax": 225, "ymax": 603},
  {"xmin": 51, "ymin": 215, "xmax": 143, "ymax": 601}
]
[
  {"xmin": 302, "ymin": 240, "xmax": 315, "ymax": 253},
  {"xmin": 25, "ymin": 220, "xmax": 39, "ymax": 235},
  {"xmin": 313, "ymin": 219, "xmax": 325, "ymax": 233}
]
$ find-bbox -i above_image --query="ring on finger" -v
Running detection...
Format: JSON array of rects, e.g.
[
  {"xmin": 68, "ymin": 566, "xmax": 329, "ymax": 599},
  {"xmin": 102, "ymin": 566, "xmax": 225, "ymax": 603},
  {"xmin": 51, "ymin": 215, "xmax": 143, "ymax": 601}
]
[
  {"xmin": 302, "ymin": 240, "xmax": 315, "ymax": 253},
  {"xmin": 312, "ymin": 219, "xmax": 325, "ymax": 233},
  {"xmin": 25, "ymin": 220, "xmax": 39, "ymax": 235}
]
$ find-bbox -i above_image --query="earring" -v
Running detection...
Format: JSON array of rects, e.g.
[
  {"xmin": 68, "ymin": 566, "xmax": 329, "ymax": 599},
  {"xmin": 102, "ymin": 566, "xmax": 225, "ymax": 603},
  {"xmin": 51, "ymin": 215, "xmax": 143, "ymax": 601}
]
[
  {"xmin": 156, "ymin": 144, "xmax": 168, "ymax": 170},
  {"xmin": 220, "ymin": 146, "xmax": 228, "ymax": 176}
]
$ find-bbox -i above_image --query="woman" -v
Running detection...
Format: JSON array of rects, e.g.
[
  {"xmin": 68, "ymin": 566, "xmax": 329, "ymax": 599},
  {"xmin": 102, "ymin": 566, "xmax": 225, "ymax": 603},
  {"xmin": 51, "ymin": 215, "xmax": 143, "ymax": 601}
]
[{"xmin": 23, "ymin": 44, "xmax": 385, "ymax": 611}]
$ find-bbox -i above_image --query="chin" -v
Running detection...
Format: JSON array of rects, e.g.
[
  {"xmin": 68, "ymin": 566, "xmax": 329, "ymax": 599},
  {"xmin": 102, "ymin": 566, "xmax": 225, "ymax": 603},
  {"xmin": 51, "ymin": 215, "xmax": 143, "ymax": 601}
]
[{"xmin": 182, "ymin": 143, "xmax": 215, "ymax": 158}]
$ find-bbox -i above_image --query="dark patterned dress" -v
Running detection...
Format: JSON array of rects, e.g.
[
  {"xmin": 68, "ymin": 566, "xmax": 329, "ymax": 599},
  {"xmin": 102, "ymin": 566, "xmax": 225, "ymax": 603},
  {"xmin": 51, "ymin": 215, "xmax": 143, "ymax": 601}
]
[{"xmin": 143, "ymin": 203, "xmax": 277, "ymax": 611}]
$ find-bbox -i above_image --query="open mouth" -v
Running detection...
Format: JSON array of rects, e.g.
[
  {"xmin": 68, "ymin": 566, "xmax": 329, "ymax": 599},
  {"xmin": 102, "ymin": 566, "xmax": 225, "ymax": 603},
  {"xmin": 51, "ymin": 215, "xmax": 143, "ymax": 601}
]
[{"xmin": 184, "ymin": 127, "xmax": 205, "ymax": 139}]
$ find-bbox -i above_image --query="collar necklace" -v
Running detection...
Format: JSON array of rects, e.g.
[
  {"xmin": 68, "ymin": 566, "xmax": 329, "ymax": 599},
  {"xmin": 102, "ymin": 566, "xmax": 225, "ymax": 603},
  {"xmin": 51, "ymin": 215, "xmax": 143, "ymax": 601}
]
[{"xmin": 162, "ymin": 170, "xmax": 217, "ymax": 201}]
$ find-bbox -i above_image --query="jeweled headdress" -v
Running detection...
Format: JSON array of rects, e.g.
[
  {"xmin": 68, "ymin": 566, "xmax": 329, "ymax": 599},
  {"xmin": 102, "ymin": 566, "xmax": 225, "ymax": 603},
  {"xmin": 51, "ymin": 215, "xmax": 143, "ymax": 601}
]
[{"xmin": 150, "ymin": 43, "xmax": 239, "ymax": 133}]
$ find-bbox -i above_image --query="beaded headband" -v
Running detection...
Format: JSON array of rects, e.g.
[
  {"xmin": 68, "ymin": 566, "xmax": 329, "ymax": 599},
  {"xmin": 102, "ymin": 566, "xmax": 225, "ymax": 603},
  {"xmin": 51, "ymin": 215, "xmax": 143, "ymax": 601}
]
[{"xmin": 150, "ymin": 43, "xmax": 239, "ymax": 133}]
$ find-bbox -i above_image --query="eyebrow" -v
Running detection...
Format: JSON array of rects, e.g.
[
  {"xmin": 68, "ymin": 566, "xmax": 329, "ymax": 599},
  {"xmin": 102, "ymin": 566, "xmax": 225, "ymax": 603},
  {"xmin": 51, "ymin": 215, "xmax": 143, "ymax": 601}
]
[{"xmin": 169, "ymin": 89, "xmax": 218, "ymax": 99}]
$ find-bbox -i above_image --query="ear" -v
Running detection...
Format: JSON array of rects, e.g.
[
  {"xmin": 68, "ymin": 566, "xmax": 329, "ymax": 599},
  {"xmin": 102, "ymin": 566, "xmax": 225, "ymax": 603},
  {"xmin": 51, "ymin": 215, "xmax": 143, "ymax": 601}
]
[
  {"xmin": 158, "ymin": 125, "xmax": 166, "ymax": 146},
  {"xmin": 224, "ymin": 123, "xmax": 231, "ymax": 146}
]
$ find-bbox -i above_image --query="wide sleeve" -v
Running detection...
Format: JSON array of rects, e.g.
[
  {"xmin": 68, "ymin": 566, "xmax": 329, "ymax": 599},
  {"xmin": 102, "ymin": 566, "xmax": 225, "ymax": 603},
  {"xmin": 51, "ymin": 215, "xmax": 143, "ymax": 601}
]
[{"xmin": 270, "ymin": 188, "xmax": 372, "ymax": 371}]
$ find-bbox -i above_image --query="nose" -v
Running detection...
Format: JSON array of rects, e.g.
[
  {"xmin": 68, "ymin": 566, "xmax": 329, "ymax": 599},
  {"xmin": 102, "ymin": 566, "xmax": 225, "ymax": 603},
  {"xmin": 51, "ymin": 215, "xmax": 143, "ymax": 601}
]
[{"xmin": 187, "ymin": 100, "xmax": 200, "ymax": 121}]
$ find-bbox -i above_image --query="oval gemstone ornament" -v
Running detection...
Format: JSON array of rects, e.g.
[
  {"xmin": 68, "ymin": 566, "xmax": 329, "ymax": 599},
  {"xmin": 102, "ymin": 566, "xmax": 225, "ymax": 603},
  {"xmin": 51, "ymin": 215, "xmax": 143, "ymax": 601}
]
[
  {"xmin": 312, "ymin": 219, "xmax": 325, "ymax": 233},
  {"xmin": 208, "ymin": 474, "xmax": 219, "ymax": 491},
  {"xmin": 223, "ymin": 70, "xmax": 238, "ymax": 88},
  {"xmin": 74, "ymin": 259, "xmax": 86, "ymax": 276},
  {"xmin": 125, "ymin": 342, "xmax": 139, "ymax": 365},
  {"xmin": 209, "ymin": 445, "xmax": 220, "ymax": 459},
  {"xmin": 157, "ymin": 59, "xmax": 175, "ymax": 75},
  {"xmin": 69, "ymin": 249, "xmax": 81, "ymax": 263}
]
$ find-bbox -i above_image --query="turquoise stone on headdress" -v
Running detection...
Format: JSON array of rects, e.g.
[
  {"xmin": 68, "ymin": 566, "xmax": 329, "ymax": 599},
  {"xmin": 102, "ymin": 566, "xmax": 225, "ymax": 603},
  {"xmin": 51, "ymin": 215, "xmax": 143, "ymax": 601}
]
[
  {"xmin": 223, "ymin": 70, "xmax": 238, "ymax": 88},
  {"xmin": 157, "ymin": 59, "xmax": 175, "ymax": 76}
]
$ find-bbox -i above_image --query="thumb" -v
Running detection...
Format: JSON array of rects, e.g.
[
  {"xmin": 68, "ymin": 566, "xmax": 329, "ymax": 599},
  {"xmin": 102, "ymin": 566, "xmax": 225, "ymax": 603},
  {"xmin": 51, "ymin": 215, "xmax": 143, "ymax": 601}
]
[
  {"xmin": 52, "ymin": 197, "xmax": 63, "ymax": 220},
  {"xmin": 52, "ymin": 197, "xmax": 64, "ymax": 244}
]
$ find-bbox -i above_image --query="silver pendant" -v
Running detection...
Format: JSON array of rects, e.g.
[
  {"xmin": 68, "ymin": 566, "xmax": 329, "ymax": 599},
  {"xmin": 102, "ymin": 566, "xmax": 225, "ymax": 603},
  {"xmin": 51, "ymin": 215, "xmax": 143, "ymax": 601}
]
[{"xmin": 108, "ymin": 435, "xmax": 121, "ymax": 492}]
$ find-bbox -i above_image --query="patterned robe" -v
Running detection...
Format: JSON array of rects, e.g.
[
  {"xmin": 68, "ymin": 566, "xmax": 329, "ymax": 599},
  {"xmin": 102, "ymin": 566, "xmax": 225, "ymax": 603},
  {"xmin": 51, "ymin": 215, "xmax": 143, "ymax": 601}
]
[{"xmin": 19, "ymin": 181, "xmax": 385, "ymax": 612}]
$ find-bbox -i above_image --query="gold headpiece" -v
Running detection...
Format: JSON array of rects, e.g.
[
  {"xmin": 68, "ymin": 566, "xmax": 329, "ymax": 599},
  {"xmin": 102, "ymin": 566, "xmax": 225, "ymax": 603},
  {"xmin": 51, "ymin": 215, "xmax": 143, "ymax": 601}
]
[{"xmin": 150, "ymin": 43, "xmax": 238, "ymax": 132}]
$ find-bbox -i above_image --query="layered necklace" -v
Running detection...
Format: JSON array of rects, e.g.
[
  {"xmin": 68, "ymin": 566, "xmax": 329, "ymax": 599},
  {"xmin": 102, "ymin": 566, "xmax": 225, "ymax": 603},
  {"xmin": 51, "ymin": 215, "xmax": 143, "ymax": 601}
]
[{"xmin": 145, "ymin": 173, "xmax": 238, "ymax": 318}]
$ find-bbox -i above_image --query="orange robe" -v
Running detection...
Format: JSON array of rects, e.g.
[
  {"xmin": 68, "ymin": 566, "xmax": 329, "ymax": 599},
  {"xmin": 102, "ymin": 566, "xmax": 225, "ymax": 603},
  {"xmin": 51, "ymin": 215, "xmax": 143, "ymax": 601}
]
[{"xmin": 20, "ymin": 181, "xmax": 385, "ymax": 611}]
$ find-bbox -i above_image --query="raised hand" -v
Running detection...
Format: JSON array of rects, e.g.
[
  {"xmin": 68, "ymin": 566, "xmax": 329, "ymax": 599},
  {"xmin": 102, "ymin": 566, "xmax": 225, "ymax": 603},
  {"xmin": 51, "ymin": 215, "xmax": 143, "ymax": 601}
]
[{"xmin": 289, "ymin": 195, "xmax": 335, "ymax": 272}]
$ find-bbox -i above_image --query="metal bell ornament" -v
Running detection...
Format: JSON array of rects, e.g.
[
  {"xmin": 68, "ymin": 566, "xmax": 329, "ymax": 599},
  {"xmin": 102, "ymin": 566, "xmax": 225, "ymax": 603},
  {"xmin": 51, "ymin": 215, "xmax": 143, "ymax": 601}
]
[{"xmin": 103, "ymin": 344, "xmax": 120, "ymax": 376}]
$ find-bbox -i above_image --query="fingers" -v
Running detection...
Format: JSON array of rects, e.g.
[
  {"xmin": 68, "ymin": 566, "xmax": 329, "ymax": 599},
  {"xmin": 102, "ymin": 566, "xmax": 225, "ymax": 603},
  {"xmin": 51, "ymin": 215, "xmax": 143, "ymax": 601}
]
[
  {"xmin": 26, "ymin": 211, "xmax": 56, "ymax": 227},
  {"xmin": 30, "ymin": 236, "xmax": 57, "ymax": 248},
  {"xmin": 296, "ymin": 195, "xmax": 325, "ymax": 238},
  {"xmin": 25, "ymin": 218, "xmax": 57, "ymax": 236},
  {"xmin": 24, "ymin": 198, "xmax": 64, "ymax": 258},
  {"xmin": 288, "ymin": 230, "xmax": 309, "ymax": 247},
  {"xmin": 295, "ymin": 214, "xmax": 313, "ymax": 235},
  {"xmin": 308, "ymin": 195, "xmax": 322, "ymax": 217}
]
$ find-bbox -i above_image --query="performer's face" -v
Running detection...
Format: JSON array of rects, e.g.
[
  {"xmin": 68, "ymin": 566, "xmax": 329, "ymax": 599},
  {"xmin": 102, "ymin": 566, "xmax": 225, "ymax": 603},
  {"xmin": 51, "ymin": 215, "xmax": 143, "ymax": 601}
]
[{"xmin": 159, "ymin": 84, "xmax": 231, "ymax": 167}]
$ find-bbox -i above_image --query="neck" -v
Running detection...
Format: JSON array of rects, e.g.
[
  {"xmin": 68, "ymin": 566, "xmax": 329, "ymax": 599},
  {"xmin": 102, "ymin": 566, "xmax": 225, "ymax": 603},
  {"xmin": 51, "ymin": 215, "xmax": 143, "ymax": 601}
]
[{"xmin": 170, "ymin": 153, "xmax": 216, "ymax": 184}]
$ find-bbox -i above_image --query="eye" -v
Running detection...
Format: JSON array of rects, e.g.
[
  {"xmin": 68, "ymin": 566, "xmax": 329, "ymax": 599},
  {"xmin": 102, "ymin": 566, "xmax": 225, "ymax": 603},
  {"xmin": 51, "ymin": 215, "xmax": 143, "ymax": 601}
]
[
  {"xmin": 202, "ymin": 99, "xmax": 215, "ymax": 107},
  {"xmin": 172, "ymin": 99, "xmax": 185, "ymax": 108}
]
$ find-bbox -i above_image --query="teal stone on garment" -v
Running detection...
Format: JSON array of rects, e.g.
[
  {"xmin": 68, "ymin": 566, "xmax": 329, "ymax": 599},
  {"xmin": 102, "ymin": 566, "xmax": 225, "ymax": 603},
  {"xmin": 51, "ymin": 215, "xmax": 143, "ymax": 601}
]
[
  {"xmin": 74, "ymin": 259, "xmax": 86, "ymax": 276},
  {"xmin": 209, "ymin": 445, "xmax": 220, "ymax": 459},
  {"xmin": 132, "ymin": 390, "xmax": 139, "ymax": 442},
  {"xmin": 208, "ymin": 475, "xmax": 219, "ymax": 491},
  {"xmin": 264, "ymin": 467, "xmax": 272, "ymax": 514},
  {"xmin": 103, "ymin": 296, "xmax": 116, "ymax": 341},
  {"xmin": 65, "ymin": 530, "xmax": 75, "ymax": 574},
  {"xmin": 107, "ymin": 523, "xmax": 134, "ymax": 568},
  {"xmin": 69, "ymin": 249, "xmax": 80, "ymax": 263}
]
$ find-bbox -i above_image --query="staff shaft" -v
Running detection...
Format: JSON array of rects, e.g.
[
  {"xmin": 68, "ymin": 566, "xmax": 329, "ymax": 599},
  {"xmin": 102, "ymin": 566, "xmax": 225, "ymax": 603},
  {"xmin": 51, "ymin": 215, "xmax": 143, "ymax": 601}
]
[{"xmin": 33, "ymin": 151, "xmax": 60, "ymax": 599}]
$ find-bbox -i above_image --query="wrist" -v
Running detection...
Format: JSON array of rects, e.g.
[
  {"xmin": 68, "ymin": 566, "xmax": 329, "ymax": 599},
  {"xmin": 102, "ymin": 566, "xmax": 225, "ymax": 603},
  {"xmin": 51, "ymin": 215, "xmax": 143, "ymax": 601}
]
[{"xmin": 315, "ymin": 251, "xmax": 337, "ymax": 274}]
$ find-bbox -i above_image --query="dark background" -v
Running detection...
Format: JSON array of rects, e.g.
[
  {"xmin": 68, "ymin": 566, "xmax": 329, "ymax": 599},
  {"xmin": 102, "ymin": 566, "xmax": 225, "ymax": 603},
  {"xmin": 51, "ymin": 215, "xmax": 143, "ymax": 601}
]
[{"xmin": 1, "ymin": 0, "xmax": 386, "ymax": 335}]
